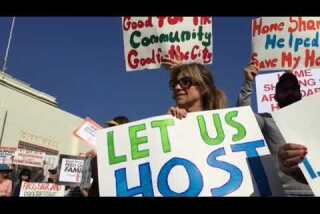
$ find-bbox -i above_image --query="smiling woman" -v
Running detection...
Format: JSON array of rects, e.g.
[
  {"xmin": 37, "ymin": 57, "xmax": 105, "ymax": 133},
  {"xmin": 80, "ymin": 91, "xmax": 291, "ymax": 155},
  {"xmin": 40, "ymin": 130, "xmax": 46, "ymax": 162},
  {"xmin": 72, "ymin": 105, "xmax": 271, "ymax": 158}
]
[{"xmin": 167, "ymin": 62, "xmax": 228, "ymax": 117}]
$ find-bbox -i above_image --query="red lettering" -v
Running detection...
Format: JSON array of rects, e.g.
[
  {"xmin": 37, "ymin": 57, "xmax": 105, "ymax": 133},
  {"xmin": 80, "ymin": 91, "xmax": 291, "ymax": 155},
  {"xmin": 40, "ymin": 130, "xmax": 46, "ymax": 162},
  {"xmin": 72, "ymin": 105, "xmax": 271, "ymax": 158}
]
[
  {"xmin": 261, "ymin": 94, "xmax": 269, "ymax": 102},
  {"xmin": 252, "ymin": 18, "xmax": 262, "ymax": 37},
  {"xmin": 202, "ymin": 48, "xmax": 212, "ymax": 63},
  {"xmin": 127, "ymin": 49, "xmax": 158, "ymax": 70},
  {"xmin": 251, "ymin": 52, "xmax": 259, "ymax": 69},
  {"xmin": 157, "ymin": 17, "xmax": 183, "ymax": 28},
  {"xmin": 305, "ymin": 49, "xmax": 315, "ymax": 67},
  {"xmin": 304, "ymin": 49, "xmax": 320, "ymax": 67},
  {"xmin": 263, "ymin": 84, "xmax": 275, "ymax": 92},
  {"xmin": 128, "ymin": 49, "xmax": 139, "ymax": 69},
  {"xmin": 271, "ymin": 103, "xmax": 279, "ymax": 112},
  {"xmin": 193, "ymin": 17, "xmax": 212, "ymax": 26},
  {"xmin": 252, "ymin": 18, "xmax": 284, "ymax": 37},
  {"xmin": 281, "ymin": 52, "xmax": 293, "ymax": 68},
  {"xmin": 289, "ymin": 17, "xmax": 320, "ymax": 33},
  {"xmin": 201, "ymin": 17, "xmax": 211, "ymax": 25},
  {"xmin": 193, "ymin": 17, "xmax": 200, "ymax": 26},
  {"xmin": 293, "ymin": 69, "xmax": 311, "ymax": 78},
  {"xmin": 191, "ymin": 45, "xmax": 200, "ymax": 60},
  {"xmin": 167, "ymin": 17, "xmax": 183, "ymax": 25},
  {"xmin": 157, "ymin": 17, "xmax": 166, "ymax": 28},
  {"xmin": 259, "ymin": 58, "xmax": 278, "ymax": 69},
  {"xmin": 123, "ymin": 17, "xmax": 154, "ymax": 31},
  {"xmin": 123, "ymin": 16, "xmax": 131, "ymax": 31}
]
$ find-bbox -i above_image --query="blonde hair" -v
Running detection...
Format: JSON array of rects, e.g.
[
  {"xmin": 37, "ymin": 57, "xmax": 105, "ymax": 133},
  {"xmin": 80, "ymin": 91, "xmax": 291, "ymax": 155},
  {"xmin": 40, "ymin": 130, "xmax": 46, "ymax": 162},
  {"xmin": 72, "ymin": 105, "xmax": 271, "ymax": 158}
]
[{"xmin": 170, "ymin": 63, "xmax": 228, "ymax": 110}]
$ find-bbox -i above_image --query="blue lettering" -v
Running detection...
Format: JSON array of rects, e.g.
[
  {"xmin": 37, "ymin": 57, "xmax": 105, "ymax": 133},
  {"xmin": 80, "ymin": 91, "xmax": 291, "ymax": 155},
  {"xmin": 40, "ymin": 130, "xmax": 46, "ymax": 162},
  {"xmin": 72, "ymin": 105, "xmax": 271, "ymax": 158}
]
[
  {"xmin": 157, "ymin": 157, "xmax": 203, "ymax": 196},
  {"xmin": 265, "ymin": 34, "xmax": 277, "ymax": 50},
  {"xmin": 302, "ymin": 158, "xmax": 317, "ymax": 179},
  {"xmin": 115, "ymin": 162, "xmax": 154, "ymax": 196},
  {"xmin": 207, "ymin": 148, "xmax": 243, "ymax": 196},
  {"xmin": 231, "ymin": 140, "xmax": 272, "ymax": 196}
]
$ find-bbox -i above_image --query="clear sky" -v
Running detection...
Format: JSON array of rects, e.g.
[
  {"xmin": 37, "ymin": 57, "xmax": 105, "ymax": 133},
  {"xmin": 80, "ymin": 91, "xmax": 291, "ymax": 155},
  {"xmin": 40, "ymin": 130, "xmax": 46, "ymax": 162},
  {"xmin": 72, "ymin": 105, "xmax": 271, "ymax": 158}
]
[{"xmin": 0, "ymin": 16, "xmax": 256, "ymax": 126}]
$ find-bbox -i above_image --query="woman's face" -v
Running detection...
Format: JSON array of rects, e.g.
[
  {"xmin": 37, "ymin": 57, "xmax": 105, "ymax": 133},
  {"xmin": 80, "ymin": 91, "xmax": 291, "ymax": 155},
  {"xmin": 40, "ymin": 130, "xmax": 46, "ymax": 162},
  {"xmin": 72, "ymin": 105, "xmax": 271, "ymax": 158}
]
[{"xmin": 171, "ymin": 73, "xmax": 202, "ymax": 110}]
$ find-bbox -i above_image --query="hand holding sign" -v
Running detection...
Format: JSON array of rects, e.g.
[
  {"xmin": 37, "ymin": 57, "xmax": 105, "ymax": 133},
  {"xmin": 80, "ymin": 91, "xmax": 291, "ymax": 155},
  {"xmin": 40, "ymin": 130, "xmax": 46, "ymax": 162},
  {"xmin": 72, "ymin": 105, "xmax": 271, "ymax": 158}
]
[
  {"xmin": 167, "ymin": 106, "xmax": 187, "ymax": 119},
  {"xmin": 278, "ymin": 143, "xmax": 308, "ymax": 183},
  {"xmin": 161, "ymin": 50, "xmax": 183, "ymax": 71},
  {"xmin": 244, "ymin": 63, "xmax": 258, "ymax": 81}
]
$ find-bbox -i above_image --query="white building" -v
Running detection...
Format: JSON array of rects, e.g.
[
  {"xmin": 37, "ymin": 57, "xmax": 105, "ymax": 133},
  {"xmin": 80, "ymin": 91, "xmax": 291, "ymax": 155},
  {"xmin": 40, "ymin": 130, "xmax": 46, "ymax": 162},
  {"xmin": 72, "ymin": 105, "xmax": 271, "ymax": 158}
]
[{"xmin": 0, "ymin": 71, "xmax": 92, "ymax": 156}]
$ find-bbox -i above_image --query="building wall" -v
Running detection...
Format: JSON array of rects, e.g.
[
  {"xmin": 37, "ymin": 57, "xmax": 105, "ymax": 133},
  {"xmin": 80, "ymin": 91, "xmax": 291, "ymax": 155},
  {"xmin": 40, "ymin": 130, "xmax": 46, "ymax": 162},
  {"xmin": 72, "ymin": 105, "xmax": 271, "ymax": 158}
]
[{"xmin": 0, "ymin": 80, "xmax": 92, "ymax": 155}]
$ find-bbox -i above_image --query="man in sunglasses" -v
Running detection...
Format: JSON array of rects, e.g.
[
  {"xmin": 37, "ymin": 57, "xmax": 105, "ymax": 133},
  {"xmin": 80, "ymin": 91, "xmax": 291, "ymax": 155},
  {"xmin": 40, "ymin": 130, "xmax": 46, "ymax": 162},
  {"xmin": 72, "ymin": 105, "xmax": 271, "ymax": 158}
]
[{"xmin": 237, "ymin": 63, "xmax": 313, "ymax": 196}]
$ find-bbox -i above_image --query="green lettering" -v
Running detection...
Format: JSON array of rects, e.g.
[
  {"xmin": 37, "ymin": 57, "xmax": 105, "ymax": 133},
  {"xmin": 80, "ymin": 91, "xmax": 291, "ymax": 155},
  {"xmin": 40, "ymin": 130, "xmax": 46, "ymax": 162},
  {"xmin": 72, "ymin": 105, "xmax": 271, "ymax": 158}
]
[
  {"xmin": 225, "ymin": 111, "xmax": 246, "ymax": 142},
  {"xmin": 130, "ymin": 31, "xmax": 141, "ymax": 49},
  {"xmin": 151, "ymin": 119, "xmax": 175, "ymax": 153},
  {"xmin": 181, "ymin": 31, "xmax": 191, "ymax": 42},
  {"xmin": 169, "ymin": 31, "xmax": 180, "ymax": 43},
  {"xmin": 202, "ymin": 32, "xmax": 212, "ymax": 47},
  {"xmin": 159, "ymin": 34, "xmax": 169, "ymax": 43},
  {"xmin": 150, "ymin": 35, "xmax": 159, "ymax": 44},
  {"xmin": 129, "ymin": 124, "xmax": 149, "ymax": 160},
  {"xmin": 197, "ymin": 114, "xmax": 225, "ymax": 145},
  {"xmin": 107, "ymin": 131, "xmax": 127, "ymax": 165},
  {"xmin": 141, "ymin": 37, "xmax": 150, "ymax": 47}
]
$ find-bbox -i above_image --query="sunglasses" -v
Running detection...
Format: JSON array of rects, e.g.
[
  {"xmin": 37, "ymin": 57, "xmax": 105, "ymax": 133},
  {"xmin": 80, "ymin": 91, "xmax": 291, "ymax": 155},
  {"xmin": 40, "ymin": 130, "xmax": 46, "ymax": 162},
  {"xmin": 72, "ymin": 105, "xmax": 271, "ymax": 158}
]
[{"xmin": 169, "ymin": 77, "xmax": 196, "ymax": 90}]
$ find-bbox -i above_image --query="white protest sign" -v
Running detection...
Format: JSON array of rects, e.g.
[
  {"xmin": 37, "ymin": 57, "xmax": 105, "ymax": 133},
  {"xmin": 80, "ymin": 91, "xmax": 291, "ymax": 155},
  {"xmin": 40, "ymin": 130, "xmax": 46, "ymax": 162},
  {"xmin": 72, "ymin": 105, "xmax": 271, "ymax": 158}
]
[
  {"xmin": 19, "ymin": 181, "xmax": 65, "ymax": 197},
  {"xmin": 43, "ymin": 155, "xmax": 59, "ymax": 179},
  {"xmin": 73, "ymin": 117, "xmax": 102, "ymax": 149},
  {"xmin": 0, "ymin": 147, "xmax": 16, "ymax": 165},
  {"xmin": 58, "ymin": 155, "xmax": 84, "ymax": 184},
  {"xmin": 252, "ymin": 17, "xmax": 320, "ymax": 71},
  {"xmin": 12, "ymin": 149, "xmax": 45, "ymax": 168},
  {"xmin": 97, "ymin": 106, "xmax": 283, "ymax": 197},
  {"xmin": 272, "ymin": 93, "xmax": 320, "ymax": 195},
  {"xmin": 122, "ymin": 16, "xmax": 213, "ymax": 71},
  {"xmin": 255, "ymin": 68, "xmax": 320, "ymax": 113}
]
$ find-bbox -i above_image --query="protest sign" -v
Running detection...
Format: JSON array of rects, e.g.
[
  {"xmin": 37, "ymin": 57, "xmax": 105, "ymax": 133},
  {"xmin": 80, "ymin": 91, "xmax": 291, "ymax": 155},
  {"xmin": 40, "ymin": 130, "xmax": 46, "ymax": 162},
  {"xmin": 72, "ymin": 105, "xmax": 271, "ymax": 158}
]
[
  {"xmin": 43, "ymin": 154, "xmax": 59, "ymax": 179},
  {"xmin": 252, "ymin": 17, "xmax": 320, "ymax": 71},
  {"xmin": 255, "ymin": 68, "xmax": 320, "ymax": 113},
  {"xmin": 272, "ymin": 93, "xmax": 320, "ymax": 195},
  {"xmin": 97, "ymin": 106, "xmax": 283, "ymax": 197},
  {"xmin": 12, "ymin": 148, "xmax": 45, "ymax": 168},
  {"xmin": 73, "ymin": 117, "xmax": 102, "ymax": 149},
  {"xmin": 122, "ymin": 16, "xmax": 213, "ymax": 71},
  {"xmin": 58, "ymin": 154, "xmax": 85, "ymax": 186},
  {"xmin": 19, "ymin": 181, "xmax": 65, "ymax": 197},
  {"xmin": 0, "ymin": 147, "xmax": 16, "ymax": 165}
]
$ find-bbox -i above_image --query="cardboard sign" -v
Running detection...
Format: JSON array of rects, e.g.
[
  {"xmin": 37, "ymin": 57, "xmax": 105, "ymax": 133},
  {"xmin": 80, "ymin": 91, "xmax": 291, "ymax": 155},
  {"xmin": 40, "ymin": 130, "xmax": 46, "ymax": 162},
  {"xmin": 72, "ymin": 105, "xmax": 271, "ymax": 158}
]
[
  {"xmin": 97, "ymin": 106, "xmax": 283, "ymax": 197},
  {"xmin": 272, "ymin": 93, "xmax": 320, "ymax": 195},
  {"xmin": 19, "ymin": 181, "xmax": 65, "ymax": 197},
  {"xmin": 0, "ymin": 147, "xmax": 16, "ymax": 165},
  {"xmin": 122, "ymin": 16, "xmax": 213, "ymax": 71},
  {"xmin": 58, "ymin": 154, "xmax": 85, "ymax": 185},
  {"xmin": 252, "ymin": 17, "xmax": 320, "ymax": 71},
  {"xmin": 12, "ymin": 149, "xmax": 45, "ymax": 168},
  {"xmin": 255, "ymin": 68, "xmax": 320, "ymax": 113},
  {"xmin": 73, "ymin": 117, "xmax": 102, "ymax": 149}
]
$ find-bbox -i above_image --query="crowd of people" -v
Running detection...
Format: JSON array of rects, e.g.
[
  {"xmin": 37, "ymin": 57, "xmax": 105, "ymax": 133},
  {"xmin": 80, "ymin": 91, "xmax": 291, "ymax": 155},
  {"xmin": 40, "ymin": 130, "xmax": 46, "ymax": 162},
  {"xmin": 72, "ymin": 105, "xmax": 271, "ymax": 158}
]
[{"xmin": 0, "ymin": 54, "xmax": 314, "ymax": 197}]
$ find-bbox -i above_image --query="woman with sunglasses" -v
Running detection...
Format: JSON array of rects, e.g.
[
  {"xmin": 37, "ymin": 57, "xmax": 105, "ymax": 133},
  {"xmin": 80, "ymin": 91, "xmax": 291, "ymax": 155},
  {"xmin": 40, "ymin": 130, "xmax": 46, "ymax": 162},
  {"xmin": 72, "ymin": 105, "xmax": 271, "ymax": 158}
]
[{"xmin": 162, "ymin": 58, "xmax": 228, "ymax": 117}]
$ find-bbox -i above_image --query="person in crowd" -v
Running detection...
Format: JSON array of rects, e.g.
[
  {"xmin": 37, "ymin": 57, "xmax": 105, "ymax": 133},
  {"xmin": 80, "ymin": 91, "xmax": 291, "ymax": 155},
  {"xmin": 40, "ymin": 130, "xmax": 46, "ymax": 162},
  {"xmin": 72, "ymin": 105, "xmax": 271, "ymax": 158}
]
[
  {"xmin": 47, "ymin": 167, "xmax": 58, "ymax": 183},
  {"xmin": 105, "ymin": 116, "xmax": 129, "ymax": 127},
  {"xmin": 237, "ymin": 62, "xmax": 313, "ymax": 196},
  {"xmin": 0, "ymin": 164, "xmax": 13, "ymax": 197},
  {"xmin": 13, "ymin": 168, "xmax": 31, "ymax": 197}
]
